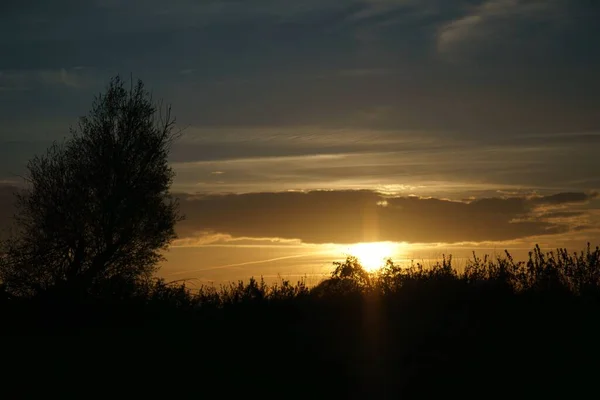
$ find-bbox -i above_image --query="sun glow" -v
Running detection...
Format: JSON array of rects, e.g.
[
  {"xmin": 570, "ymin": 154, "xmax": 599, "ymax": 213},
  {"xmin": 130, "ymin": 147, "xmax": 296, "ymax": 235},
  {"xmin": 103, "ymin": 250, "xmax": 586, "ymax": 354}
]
[{"xmin": 346, "ymin": 242, "xmax": 398, "ymax": 272}]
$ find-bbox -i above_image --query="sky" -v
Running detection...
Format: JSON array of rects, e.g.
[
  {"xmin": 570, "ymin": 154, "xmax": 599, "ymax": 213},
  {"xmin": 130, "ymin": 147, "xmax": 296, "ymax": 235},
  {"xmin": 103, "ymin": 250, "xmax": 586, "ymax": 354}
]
[{"xmin": 1, "ymin": 0, "xmax": 599, "ymax": 285}]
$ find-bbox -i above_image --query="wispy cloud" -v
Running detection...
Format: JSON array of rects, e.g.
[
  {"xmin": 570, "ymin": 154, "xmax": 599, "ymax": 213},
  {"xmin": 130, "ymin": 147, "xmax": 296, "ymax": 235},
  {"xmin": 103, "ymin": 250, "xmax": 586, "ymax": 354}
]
[
  {"xmin": 166, "ymin": 126, "xmax": 600, "ymax": 197},
  {"xmin": 346, "ymin": 0, "xmax": 416, "ymax": 22},
  {"xmin": 437, "ymin": 0, "xmax": 558, "ymax": 56},
  {"xmin": 171, "ymin": 232, "xmax": 305, "ymax": 249}
]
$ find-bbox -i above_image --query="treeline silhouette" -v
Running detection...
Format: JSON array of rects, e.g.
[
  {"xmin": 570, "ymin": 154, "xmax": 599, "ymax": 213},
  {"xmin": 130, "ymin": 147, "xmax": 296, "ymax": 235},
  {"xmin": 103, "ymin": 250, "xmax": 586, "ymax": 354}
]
[{"xmin": 2, "ymin": 77, "xmax": 599, "ymax": 397}]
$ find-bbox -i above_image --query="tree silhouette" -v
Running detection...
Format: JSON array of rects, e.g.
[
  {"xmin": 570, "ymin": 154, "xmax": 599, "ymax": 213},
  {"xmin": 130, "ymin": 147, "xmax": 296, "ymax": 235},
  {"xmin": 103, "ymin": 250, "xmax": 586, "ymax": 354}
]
[
  {"xmin": 332, "ymin": 255, "xmax": 371, "ymax": 286},
  {"xmin": 0, "ymin": 76, "xmax": 182, "ymax": 298},
  {"xmin": 311, "ymin": 256, "xmax": 372, "ymax": 297}
]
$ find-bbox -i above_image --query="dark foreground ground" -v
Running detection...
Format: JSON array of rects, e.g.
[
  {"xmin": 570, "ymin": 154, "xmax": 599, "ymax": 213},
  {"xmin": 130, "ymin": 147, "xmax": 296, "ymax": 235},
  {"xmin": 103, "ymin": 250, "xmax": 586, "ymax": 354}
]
[{"xmin": 2, "ymin": 249, "xmax": 600, "ymax": 398}]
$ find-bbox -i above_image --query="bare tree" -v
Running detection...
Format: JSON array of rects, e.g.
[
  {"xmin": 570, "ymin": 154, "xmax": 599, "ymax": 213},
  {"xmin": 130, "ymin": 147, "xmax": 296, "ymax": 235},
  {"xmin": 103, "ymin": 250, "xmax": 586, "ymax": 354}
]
[{"xmin": 0, "ymin": 76, "xmax": 182, "ymax": 298}]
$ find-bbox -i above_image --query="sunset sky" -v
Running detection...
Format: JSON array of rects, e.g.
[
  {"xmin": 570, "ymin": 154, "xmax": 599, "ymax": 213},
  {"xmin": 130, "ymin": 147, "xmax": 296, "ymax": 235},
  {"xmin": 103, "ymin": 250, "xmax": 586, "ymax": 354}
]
[{"xmin": 1, "ymin": 0, "xmax": 599, "ymax": 285}]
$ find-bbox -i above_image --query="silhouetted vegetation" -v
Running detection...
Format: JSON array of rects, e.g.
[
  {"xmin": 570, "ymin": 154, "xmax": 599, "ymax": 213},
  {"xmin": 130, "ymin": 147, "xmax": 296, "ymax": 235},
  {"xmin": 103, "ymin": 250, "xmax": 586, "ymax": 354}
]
[{"xmin": 3, "ymin": 245, "xmax": 600, "ymax": 397}]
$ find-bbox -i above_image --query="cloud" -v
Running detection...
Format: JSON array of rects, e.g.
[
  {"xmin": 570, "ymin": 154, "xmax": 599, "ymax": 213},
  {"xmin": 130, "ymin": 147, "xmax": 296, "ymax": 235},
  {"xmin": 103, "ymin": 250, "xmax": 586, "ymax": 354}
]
[
  {"xmin": 346, "ymin": 0, "xmax": 417, "ymax": 22},
  {"xmin": 540, "ymin": 211, "xmax": 585, "ymax": 219},
  {"xmin": 437, "ymin": 0, "xmax": 559, "ymax": 57},
  {"xmin": 4, "ymin": 125, "xmax": 600, "ymax": 198},
  {"xmin": 0, "ymin": 182, "xmax": 597, "ymax": 246},
  {"xmin": 171, "ymin": 233, "xmax": 304, "ymax": 248},
  {"xmin": 0, "ymin": 0, "xmax": 347, "ymax": 36},
  {"xmin": 166, "ymin": 128, "xmax": 600, "ymax": 197},
  {"xmin": 175, "ymin": 190, "xmax": 599, "ymax": 245},
  {"xmin": 2, "ymin": 1, "xmax": 599, "ymax": 225},
  {"xmin": 532, "ymin": 192, "xmax": 598, "ymax": 206}
]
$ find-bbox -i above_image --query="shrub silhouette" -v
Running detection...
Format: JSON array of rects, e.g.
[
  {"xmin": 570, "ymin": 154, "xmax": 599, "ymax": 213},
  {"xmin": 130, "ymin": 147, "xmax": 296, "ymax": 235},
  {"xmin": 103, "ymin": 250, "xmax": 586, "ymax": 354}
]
[
  {"xmin": 0, "ymin": 76, "xmax": 182, "ymax": 298},
  {"xmin": 312, "ymin": 255, "xmax": 372, "ymax": 297}
]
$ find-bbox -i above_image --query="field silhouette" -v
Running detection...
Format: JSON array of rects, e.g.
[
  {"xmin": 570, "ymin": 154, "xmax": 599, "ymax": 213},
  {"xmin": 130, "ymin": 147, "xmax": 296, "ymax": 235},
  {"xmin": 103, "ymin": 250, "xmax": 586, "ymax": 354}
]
[{"xmin": 1, "ymin": 77, "xmax": 599, "ymax": 398}]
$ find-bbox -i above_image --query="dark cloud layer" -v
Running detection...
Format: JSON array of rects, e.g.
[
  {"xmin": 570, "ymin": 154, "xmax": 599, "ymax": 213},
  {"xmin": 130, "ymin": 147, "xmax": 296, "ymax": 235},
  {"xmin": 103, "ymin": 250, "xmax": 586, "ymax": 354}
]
[
  {"xmin": 176, "ymin": 190, "xmax": 598, "ymax": 244},
  {"xmin": 0, "ymin": 183, "xmax": 596, "ymax": 245},
  {"xmin": 1, "ymin": 1, "xmax": 599, "ymax": 135}
]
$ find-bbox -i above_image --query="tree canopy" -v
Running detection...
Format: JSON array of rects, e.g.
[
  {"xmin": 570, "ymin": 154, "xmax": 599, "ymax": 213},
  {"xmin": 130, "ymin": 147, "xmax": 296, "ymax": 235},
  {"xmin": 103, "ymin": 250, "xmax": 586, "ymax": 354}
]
[{"xmin": 0, "ymin": 76, "xmax": 182, "ymax": 298}]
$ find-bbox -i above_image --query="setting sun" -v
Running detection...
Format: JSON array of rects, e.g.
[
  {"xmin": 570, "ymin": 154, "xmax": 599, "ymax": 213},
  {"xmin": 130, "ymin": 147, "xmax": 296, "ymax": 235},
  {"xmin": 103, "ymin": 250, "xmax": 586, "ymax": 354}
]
[{"xmin": 346, "ymin": 242, "xmax": 397, "ymax": 271}]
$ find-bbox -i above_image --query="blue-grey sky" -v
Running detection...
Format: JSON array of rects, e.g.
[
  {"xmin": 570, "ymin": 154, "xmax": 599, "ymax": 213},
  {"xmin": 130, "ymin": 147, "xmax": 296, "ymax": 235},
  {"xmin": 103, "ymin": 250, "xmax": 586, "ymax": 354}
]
[{"xmin": 1, "ymin": 0, "xmax": 599, "ymax": 281}]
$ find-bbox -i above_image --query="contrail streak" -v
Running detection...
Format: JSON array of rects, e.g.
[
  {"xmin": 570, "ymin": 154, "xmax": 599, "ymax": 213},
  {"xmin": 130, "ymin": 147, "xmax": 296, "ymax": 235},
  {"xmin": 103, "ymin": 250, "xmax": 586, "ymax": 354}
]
[{"xmin": 165, "ymin": 251, "xmax": 331, "ymax": 276}]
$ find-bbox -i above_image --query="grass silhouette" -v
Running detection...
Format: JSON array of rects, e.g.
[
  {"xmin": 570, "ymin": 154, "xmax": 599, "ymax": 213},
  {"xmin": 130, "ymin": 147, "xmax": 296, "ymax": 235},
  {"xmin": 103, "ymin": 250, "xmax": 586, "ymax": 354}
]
[{"xmin": 2, "ymin": 244, "xmax": 600, "ymax": 398}]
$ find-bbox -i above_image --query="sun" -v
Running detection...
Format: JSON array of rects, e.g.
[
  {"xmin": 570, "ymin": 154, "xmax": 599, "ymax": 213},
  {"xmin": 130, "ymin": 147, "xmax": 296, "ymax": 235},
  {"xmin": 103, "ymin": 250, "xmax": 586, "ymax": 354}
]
[{"xmin": 347, "ymin": 242, "xmax": 396, "ymax": 272}]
